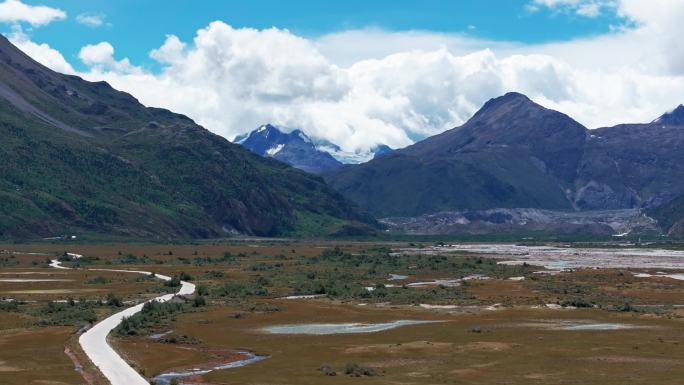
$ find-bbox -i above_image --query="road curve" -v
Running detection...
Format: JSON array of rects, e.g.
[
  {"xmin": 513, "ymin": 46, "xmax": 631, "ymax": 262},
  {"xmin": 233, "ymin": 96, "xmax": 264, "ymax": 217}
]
[{"xmin": 50, "ymin": 259, "xmax": 195, "ymax": 385}]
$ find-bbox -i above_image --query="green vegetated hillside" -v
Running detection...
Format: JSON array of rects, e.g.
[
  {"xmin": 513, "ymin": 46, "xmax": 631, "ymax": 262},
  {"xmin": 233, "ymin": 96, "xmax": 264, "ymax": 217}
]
[{"xmin": 0, "ymin": 35, "xmax": 373, "ymax": 239}]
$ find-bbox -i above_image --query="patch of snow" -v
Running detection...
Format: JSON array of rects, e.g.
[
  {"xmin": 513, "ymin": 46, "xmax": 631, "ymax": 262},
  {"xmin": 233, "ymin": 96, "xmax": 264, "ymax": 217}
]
[
  {"xmin": 265, "ymin": 143, "xmax": 285, "ymax": 156},
  {"xmin": 297, "ymin": 131, "xmax": 311, "ymax": 143},
  {"xmin": 316, "ymin": 145, "xmax": 375, "ymax": 164}
]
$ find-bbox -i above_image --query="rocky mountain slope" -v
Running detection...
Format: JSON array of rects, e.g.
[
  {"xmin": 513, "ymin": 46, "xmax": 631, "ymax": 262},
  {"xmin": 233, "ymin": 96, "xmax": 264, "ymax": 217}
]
[
  {"xmin": 0, "ymin": 36, "xmax": 372, "ymax": 239},
  {"xmin": 653, "ymin": 104, "xmax": 684, "ymax": 125},
  {"xmin": 326, "ymin": 93, "xmax": 585, "ymax": 217},
  {"xmin": 648, "ymin": 193, "xmax": 684, "ymax": 236},
  {"xmin": 325, "ymin": 93, "xmax": 684, "ymax": 225}
]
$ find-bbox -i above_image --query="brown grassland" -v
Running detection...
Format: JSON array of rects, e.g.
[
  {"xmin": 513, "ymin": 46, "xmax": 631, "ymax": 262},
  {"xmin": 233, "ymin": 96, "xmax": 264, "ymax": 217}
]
[{"xmin": 0, "ymin": 241, "xmax": 683, "ymax": 385}]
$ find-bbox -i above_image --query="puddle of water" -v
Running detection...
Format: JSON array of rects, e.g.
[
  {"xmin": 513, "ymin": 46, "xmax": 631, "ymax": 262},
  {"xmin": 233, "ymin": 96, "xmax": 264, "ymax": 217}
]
[
  {"xmin": 152, "ymin": 353, "xmax": 268, "ymax": 385},
  {"xmin": 558, "ymin": 323, "xmax": 634, "ymax": 331},
  {"xmin": 366, "ymin": 274, "xmax": 490, "ymax": 291},
  {"xmin": 410, "ymin": 274, "xmax": 489, "ymax": 287},
  {"xmin": 388, "ymin": 274, "xmax": 408, "ymax": 281},
  {"xmin": 365, "ymin": 284, "xmax": 398, "ymax": 291},
  {"xmin": 512, "ymin": 319, "xmax": 642, "ymax": 331},
  {"xmin": 280, "ymin": 294, "xmax": 326, "ymax": 300},
  {"xmin": 149, "ymin": 330, "xmax": 173, "ymax": 340},
  {"xmin": 263, "ymin": 320, "xmax": 441, "ymax": 335},
  {"xmin": 633, "ymin": 272, "xmax": 684, "ymax": 281},
  {"xmin": 407, "ymin": 279, "xmax": 461, "ymax": 287},
  {"xmin": 419, "ymin": 304, "xmax": 458, "ymax": 309}
]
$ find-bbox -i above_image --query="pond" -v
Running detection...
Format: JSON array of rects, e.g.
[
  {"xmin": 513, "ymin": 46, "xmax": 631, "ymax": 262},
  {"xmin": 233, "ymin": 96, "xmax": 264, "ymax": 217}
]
[{"xmin": 262, "ymin": 320, "xmax": 441, "ymax": 335}]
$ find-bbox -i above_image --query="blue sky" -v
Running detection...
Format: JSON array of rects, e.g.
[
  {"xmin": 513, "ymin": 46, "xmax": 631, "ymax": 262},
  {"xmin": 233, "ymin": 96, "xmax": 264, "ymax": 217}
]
[{"xmin": 21, "ymin": 0, "xmax": 624, "ymax": 72}]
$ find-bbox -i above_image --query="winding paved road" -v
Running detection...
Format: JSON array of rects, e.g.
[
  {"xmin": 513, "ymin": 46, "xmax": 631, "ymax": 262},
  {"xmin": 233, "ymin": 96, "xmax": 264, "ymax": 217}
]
[{"xmin": 50, "ymin": 258, "xmax": 195, "ymax": 385}]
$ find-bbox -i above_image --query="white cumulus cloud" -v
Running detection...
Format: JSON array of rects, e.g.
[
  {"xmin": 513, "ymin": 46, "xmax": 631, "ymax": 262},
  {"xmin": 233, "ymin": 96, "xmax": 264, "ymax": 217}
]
[
  {"xmin": 527, "ymin": 0, "xmax": 617, "ymax": 17},
  {"xmin": 78, "ymin": 42, "xmax": 139, "ymax": 74},
  {"xmin": 0, "ymin": 0, "xmax": 65, "ymax": 26},
  {"xmin": 76, "ymin": 13, "xmax": 106, "ymax": 27},
  {"xmin": 8, "ymin": 28, "xmax": 74, "ymax": 74},
  {"xmin": 8, "ymin": 1, "xmax": 684, "ymax": 153}
]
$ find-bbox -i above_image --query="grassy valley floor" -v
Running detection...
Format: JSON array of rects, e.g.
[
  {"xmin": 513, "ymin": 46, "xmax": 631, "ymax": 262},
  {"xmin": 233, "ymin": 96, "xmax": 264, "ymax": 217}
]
[{"xmin": 0, "ymin": 240, "xmax": 683, "ymax": 384}]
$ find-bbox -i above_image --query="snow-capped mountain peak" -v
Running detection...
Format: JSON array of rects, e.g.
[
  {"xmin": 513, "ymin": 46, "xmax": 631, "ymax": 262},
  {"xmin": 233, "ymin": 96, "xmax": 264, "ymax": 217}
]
[
  {"xmin": 235, "ymin": 124, "xmax": 341, "ymax": 174},
  {"xmin": 235, "ymin": 124, "xmax": 393, "ymax": 173}
]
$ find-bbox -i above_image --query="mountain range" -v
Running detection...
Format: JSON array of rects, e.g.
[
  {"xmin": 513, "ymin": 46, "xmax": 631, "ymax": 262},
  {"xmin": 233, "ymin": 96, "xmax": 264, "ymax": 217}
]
[
  {"xmin": 236, "ymin": 124, "xmax": 392, "ymax": 173},
  {"xmin": 5, "ymin": 30, "xmax": 684, "ymax": 239},
  {"xmin": 0, "ymin": 35, "xmax": 373, "ymax": 239},
  {"xmin": 325, "ymin": 93, "xmax": 684, "ymax": 235}
]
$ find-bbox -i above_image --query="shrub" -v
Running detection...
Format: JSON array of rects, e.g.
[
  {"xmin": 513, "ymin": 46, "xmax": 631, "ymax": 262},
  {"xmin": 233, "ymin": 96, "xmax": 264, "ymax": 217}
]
[
  {"xmin": 0, "ymin": 301, "xmax": 19, "ymax": 312},
  {"xmin": 345, "ymin": 363, "xmax": 379, "ymax": 377},
  {"xmin": 32, "ymin": 301, "xmax": 97, "ymax": 325},
  {"xmin": 614, "ymin": 302, "xmax": 638, "ymax": 312},
  {"xmin": 106, "ymin": 293, "xmax": 123, "ymax": 307},
  {"xmin": 319, "ymin": 365, "xmax": 336, "ymax": 376},
  {"xmin": 86, "ymin": 276, "xmax": 111, "ymax": 285},
  {"xmin": 115, "ymin": 300, "xmax": 187, "ymax": 336},
  {"xmin": 203, "ymin": 270, "xmax": 225, "ymax": 279},
  {"xmin": 192, "ymin": 295, "xmax": 206, "ymax": 307},
  {"xmin": 196, "ymin": 284, "xmax": 209, "ymax": 296},
  {"xmin": 561, "ymin": 298, "xmax": 594, "ymax": 308},
  {"xmin": 164, "ymin": 276, "xmax": 181, "ymax": 287}
]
